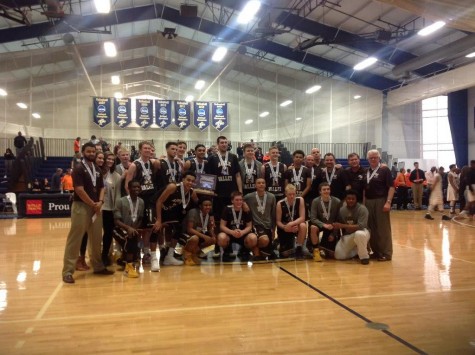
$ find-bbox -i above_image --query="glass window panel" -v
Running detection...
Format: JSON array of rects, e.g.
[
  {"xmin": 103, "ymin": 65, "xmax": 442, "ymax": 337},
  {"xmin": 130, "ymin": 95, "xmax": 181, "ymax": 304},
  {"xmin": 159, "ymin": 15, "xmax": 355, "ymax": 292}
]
[
  {"xmin": 437, "ymin": 150, "xmax": 456, "ymax": 170},
  {"xmin": 438, "ymin": 108, "xmax": 448, "ymax": 117},
  {"xmin": 423, "ymin": 119, "xmax": 438, "ymax": 143},
  {"xmin": 423, "ymin": 144, "xmax": 438, "ymax": 150},
  {"xmin": 437, "ymin": 118, "xmax": 452, "ymax": 143},
  {"xmin": 437, "ymin": 96, "xmax": 448, "ymax": 109},
  {"xmin": 423, "ymin": 151, "xmax": 438, "ymax": 160},
  {"xmin": 437, "ymin": 143, "xmax": 454, "ymax": 150},
  {"xmin": 422, "ymin": 110, "xmax": 438, "ymax": 118},
  {"xmin": 422, "ymin": 97, "xmax": 438, "ymax": 110}
]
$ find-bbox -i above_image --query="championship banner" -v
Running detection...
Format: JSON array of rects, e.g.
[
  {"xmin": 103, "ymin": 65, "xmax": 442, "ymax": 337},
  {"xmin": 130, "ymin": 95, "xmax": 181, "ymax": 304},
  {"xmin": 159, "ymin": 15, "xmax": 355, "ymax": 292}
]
[
  {"xmin": 155, "ymin": 100, "xmax": 172, "ymax": 129},
  {"xmin": 211, "ymin": 102, "xmax": 228, "ymax": 131},
  {"xmin": 113, "ymin": 98, "xmax": 131, "ymax": 128},
  {"xmin": 174, "ymin": 101, "xmax": 191, "ymax": 130},
  {"xmin": 92, "ymin": 97, "xmax": 111, "ymax": 128},
  {"xmin": 135, "ymin": 98, "xmax": 153, "ymax": 129},
  {"xmin": 193, "ymin": 101, "xmax": 210, "ymax": 131}
]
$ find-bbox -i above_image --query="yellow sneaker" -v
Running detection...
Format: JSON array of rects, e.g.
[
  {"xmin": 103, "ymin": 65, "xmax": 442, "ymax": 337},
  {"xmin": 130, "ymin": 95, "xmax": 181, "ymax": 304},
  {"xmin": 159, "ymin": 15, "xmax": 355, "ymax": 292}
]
[
  {"xmin": 313, "ymin": 249, "xmax": 322, "ymax": 262},
  {"xmin": 185, "ymin": 256, "xmax": 198, "ymax": 266},
  {"xmin": 124, "ymin": 263, "xmax": 139, "ymax": 278}
]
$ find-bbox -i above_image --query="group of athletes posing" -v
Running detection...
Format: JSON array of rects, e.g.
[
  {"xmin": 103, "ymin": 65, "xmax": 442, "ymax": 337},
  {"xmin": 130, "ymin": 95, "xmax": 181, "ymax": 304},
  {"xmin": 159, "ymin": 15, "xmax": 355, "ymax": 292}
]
[{"xmin": 62, "ymin": 135, "xmax": 394, "ymax": 283}]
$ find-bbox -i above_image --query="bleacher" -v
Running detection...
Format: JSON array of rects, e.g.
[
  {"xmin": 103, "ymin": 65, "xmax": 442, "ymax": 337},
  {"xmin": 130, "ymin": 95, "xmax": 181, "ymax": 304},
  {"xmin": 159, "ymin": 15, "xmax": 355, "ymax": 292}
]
[
  {"xmin": 33, "ymin": 157, "xmax": 72, "ymax": 181},
  {"xmin": 0, "ymin": 158, "xmax": 7, "ymax": 194}
]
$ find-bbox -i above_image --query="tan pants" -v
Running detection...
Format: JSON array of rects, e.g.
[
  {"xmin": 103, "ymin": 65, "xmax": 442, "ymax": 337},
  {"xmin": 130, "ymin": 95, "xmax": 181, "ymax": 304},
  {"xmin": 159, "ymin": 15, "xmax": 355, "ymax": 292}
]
[
  {"xmin": 62, "ymin": 201, "xmax": 104, "ymax": 277},
  {"xmin": 412, "ymin": 183, "xmax": 423, "ymax": 208}
]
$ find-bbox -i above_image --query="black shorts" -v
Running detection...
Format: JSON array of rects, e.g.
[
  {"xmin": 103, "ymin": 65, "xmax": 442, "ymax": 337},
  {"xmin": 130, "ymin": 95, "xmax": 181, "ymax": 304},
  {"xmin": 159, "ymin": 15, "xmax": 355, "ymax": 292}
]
[
  {"xmin": 253, "ymin": 225, "xmax": 272, "ymax": 239},
  {"xmin": 229, "ymin": 234, "xmax": 251, "ymax": 246},
  {"xmin": 277, "ymin": 228, "xmax": 295, "ymax": 253},
  {"xmin": 140, "ymin": 193, "xmax": 156, "ymax": 228}
]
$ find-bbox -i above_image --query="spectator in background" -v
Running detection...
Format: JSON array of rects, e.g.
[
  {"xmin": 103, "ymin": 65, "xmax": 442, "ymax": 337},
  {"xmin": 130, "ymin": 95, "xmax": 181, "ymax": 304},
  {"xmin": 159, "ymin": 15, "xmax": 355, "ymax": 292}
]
[
  {"xmin": 447, "ymin": 164, "xmax": 459, "ymax": 214},
  {"xmin": 395, "ymin": 168, "xmax": 408, "ymax": 210},
  {"xmin": 95, "ymin": 143, "xmax": 103, "ymax": 153},
  {"xmin": 14, "ymin": 131, "xmax": 28, "ymax": 156},
  {"xmin": 255, "ymin": 147, "xmax": 264, "ymax": 163},
  {"xmin": 391, "ymin": 162, "xmax": 398, "ymax": 179},
  {"xmin": 90, "ymin": 135, "xmax": 99, "ymax": 145},
  {"xmin": 43, "ymin": 178, "xmax": 51, "ymax": 192},
  {"xmin": 51, "ymin": 168, "xmax": 63, "ymax": 192},
  {"xmin": 3, "ymin": 148, "xmax": 15, "ymax": 178},
  {"xmin": 439, "ymin": 166, "xmax": 448, "ymax": 204},
  {"xmin": 71, "ymin": 152, "xmax": 82, "ymax": 169},
  {"xmin": 409, "ymin": 162, "xmax": 426, "ymax": 210},
  {"xmin": 31, "ymin": 178, "xmax": 42, "ymax": 192},
  {"xmin": 61, "ymin": 168, "xmax": 74, "ymax": 193},
  {"xmin": 236, "ymin": 143, "xmax": 243, "ymax": 160},
  {"xmin": 74, "ymin": 137, "xmax": 81, "ymax": 155},
  {"xmin": 113, "ymin": 142, "xmax": 122, "ymax": 156},
  {"xmin": 130, "ymin": 145, "xmax": 138, "ymax": 161}
]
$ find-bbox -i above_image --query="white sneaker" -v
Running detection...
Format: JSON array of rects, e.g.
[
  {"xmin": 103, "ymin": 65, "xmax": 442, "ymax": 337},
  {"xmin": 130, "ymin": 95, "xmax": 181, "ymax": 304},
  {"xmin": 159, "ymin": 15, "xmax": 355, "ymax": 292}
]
[
  {"xmin": 459, "ymin": 210, "xmax": 469, "ymax": 218},
  {"xmin": 163, "ymin": 254, "xmax": 184, "ymax": 266},
  {"xmin": 151, "ymin": 256, "xmax": 160, "ymax": 272}
]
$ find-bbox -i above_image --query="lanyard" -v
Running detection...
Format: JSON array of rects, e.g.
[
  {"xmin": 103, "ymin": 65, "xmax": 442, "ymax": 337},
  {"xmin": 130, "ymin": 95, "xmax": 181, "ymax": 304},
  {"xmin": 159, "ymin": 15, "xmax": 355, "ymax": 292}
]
[
  {"xmin": 199, "ymin": 211, "xmax": 209, "ymax": 233},
  {"xmin": 82, "ymin": 159, "xmax": 97, "ymax": 187},
  {"xmin": 320, "ymin": 198, "xmax": 332, "ymax": 221},
  {"xmin": 284, "ymin": 197, "xmax": 296, "ymax": 222},
  {"xmin": 325, "ymin": 167, "xmax": 336, "ymax": 185},
  {"xmin": 179, "ymin": 183, "xmax": 191, "ymax": 212},
  {"xmin": 367, "ymin": 164, "xmax": 381, "ymax": 184},
  {"xmin": 165, "ymin": 159, "xmax": 177, "ymax": 182},
  {"xmin": 292, "ymin": 167, "xmax": 303, "ymax": 189},
  {"xmin": 256, "ymin": 192, "xmax": 267, "ymax": 214},
  {"xmin": 269, "ymin": 162, "xmax": 279, "ymax": 183},
  {"xmin": 194, "ymin": 158, "xmax": 204, "ymax": 173},
  {"xmin": 127, "ymin": 196, "xmax": 139, "ymax": 223},
  {"xmin": 245, "ymin": 160, "xmax": 255, "ymax": 180},
  {"xmin": 136, "ymin": 158, "xmax": 151, "ymax": 180},
  {"xmin": 218, "ymin": 152, "xmax": 229, "ymax": 175},
  {"xmin": 231, "ymin": 208, "xmax": 242, "ymax": 229}
]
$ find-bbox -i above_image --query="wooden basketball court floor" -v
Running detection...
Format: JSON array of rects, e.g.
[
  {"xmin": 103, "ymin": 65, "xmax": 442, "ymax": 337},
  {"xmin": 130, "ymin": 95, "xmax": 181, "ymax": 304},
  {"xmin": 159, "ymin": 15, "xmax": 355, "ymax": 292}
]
[{"xmin": 0, "ymin": 212, "xmax": 474, "ymax": 354}]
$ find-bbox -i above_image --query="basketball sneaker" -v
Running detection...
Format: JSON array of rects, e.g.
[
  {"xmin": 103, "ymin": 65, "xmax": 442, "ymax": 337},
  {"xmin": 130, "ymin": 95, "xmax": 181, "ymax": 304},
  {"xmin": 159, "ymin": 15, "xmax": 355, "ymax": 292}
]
[
  {"xmin": 151, "ymin": 255, "xmax": 160, "ymax": 272},
  {"xmin": 313, "ymin": 249, "xmax": 322, "ymax": 262},
  {"xmin": 124, "ymin": 263, "xmax": 139, "ymax": 278}
]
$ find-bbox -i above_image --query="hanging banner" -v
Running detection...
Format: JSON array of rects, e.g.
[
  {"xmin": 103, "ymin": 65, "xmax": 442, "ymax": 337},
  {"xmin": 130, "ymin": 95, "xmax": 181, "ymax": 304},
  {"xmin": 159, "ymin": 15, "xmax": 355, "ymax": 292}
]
[
  {"xmin": 174, "ymin": 101, "xmax": 191, "ymax": 130},
  {"xmin": 155, "ymin": 100, "xmax": 172, "ymax": 129},
  {"xmin": 193, "ymin": 101, "xmax": 210, "ymax": 131},
  {"xmin": 92, "ymin": 97, "xmax": 111, "ymax": 128},
  {"xmin": 211, "ymin": 102, "xmax": 228, "ymax": 131},
  {"xmin": 135, "ymin": 98, "xmax": 153, "ymax": 129},
  {"xmin": 113, "ymin": 98, "xmax": 131, "ymax": 128}
]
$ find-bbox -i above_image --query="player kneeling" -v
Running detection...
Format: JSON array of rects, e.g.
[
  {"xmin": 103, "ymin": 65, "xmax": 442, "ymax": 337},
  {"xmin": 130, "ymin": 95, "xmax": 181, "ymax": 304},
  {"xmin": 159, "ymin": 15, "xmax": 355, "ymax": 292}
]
[
  {"xmin": 113, "ymin": 180, "xmax": 145, "ymax": 278},
  {"xmin": 217, "ymin": 191, "xmax": 257, "ymax": 262},
  {"xmin": 180, "ymin": 198, "xmax": 216, "ymax": 265}
]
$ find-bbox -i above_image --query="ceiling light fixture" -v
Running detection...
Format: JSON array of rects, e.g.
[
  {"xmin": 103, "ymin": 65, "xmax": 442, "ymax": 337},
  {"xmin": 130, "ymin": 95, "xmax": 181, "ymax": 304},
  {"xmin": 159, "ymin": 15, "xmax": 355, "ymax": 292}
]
[
  {"xmin": 0, "ymin": 88, "xmax": 7, "ymax": 96},
  {"xmin": 259, "ymin": 111, "xmax": 269, "ymax": 117},
  {"xmin": 212, "ymin": 46, "xmax": 228, "ymax": 62},
  {"xmin": 185, "ymin": 95, "xmax": 194, "ymax": 102},
  {"xmin": 465, "ymin": 52, "xmax": 475, "ymax": 58},
  {"xmin": 353, "ymin": 57, "xmax": 378, "ymax": 71},
  {"xmin": 32, "ymin": 113, "xmax": 41, "ymax": 119},
  {"xmin": 245, "ymin": 119, "xmax": 253, "ymax": 125},
  {"xmin": 111, "ymin": 75, "xmax": 120, "ymax": 85},
  {"xmin": 194, "ymin": 80, "xmax": 205, "ymax": 90},
  {"xmin": 104, "ymin": 41, "xmax": 117, "ymax": 57},
  {"xmin": 114, "ymin": 92, "xmax": 123, "ymax": 99},
  {"xmin": 17, "ymin": 102, "xmax": 27, "ymax": 109},
  {"xmin": 354, "ymin": 95, "xmax": 362, "ymax": 99},
  {"xmin": 417, "ymin": 21, "xmax": 446, "ymax": 36},
  {"xmin": 280, "ymin": 100, "xmax": 293, "ymax": 107},
  {"xmin": 237, "ymin": 1, "xmax": 261, "ymax": 25},
  {"xmin": 295, "ymin": 117, "xmax": 302, "ymax": 121},
  {"xmin": 94, "ymin": 0, "xmax": 111, "ymax": 14},
  {"xmin": 305, "ymin": 85, "xmax": 321, "ymax": 94}
]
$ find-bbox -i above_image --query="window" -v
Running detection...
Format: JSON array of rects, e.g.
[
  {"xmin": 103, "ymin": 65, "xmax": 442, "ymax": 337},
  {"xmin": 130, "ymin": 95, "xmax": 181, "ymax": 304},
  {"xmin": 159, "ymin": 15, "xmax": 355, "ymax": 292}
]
[{"xmin": 422, "ymin": 96, "xmax": 455, "ymax": 170}]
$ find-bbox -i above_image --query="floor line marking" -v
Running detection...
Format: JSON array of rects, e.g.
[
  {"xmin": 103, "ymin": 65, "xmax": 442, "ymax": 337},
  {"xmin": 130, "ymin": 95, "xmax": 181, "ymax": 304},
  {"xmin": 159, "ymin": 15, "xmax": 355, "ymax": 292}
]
[
  {"xmin": 279, "ymin": 265, "xmax": 427, "ymax": 355},
  {"xmin": 34, "ymin": 282, "xmax": 63, "ymax": 320}
]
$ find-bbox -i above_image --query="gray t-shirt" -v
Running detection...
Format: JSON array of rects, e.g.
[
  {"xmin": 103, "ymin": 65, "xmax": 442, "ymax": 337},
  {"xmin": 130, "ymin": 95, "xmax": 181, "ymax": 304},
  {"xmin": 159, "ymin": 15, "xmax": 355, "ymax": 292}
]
[
  {"xmin": 183, "ymin": 208, "xmax": 213, "ymax": 234},
  {"xmin": 114, "ymin": 196, "xmax": 145, "ymax": 229},
  {"xmin": 337, "ymin": 203, "xmax": 369, "ymax": 235},
  {"xmin": 310, "ymin": 196, "xmax": 341, "ymax": 228},
  {"xmin": 244, "ymin": 191, "xmax": 276, "ymax": 230}
]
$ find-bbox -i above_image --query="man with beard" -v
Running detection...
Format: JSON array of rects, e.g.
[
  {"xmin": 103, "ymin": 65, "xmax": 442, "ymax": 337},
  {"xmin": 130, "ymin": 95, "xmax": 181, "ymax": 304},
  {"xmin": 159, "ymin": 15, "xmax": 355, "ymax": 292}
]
[
  {"xmin": 333, "ymin": 190, "xmax": 371, "ymax": 265},
  {"xmin": 62, "ymin": 142, "xmax": 112, "ymax": 283},
  {"xmin": 344, "ymin": 153, "xmax": 366, "ymax": 202},
  {"xmin": 320, "ymin": 153, "xmax": 347, "ymax": 200}
]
